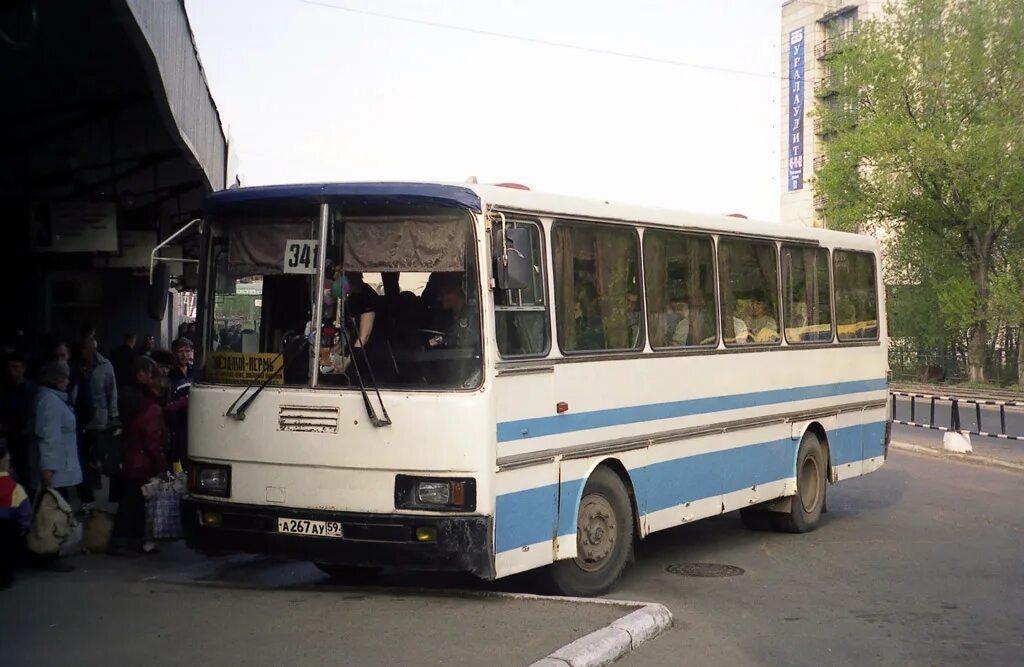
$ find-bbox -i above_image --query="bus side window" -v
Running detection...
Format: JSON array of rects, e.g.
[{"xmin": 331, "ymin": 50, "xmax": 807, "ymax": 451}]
[
  {"xmin": 781, "ymin": 245, "xmax": 833, "ymax": 344},
  {"xmin": 494, "ymin": 221, "xmax": 550, "ymax": 357},
  {"xmin": 833, "ymin": 250, "xmax": 879, "ymax": 341},
  {"xmin": 552, "ymin": 222, "xmax": 643, "ymax": 353},
  {"xmin": 718, "ymin": 238, "xmax": 781, "ymax": 346},
  {"xmin": 643, "ymin": 230, "xmax": 717, "ymax": 349}
]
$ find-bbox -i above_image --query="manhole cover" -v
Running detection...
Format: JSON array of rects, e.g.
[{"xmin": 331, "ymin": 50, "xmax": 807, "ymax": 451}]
[{"xmin": 666, "ymin": 563, "xmax": 745, "ymax": 577}]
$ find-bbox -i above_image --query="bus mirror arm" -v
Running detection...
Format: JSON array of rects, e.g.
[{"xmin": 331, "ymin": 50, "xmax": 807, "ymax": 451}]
[{"xmin": 492, "ymin": 213, "xmax": 531, "ymax": 291}]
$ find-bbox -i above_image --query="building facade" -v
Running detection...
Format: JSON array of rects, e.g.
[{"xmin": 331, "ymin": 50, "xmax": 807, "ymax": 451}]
[
  {"xmin": 780, "ymin": 1, "xmax": 887, "ymax": 227},
  {"xmin": 0, "ymin": 0, "xmax": 233, "ymax": 354}
]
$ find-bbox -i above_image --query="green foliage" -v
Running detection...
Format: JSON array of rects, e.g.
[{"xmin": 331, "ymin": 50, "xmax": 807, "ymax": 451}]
[{"xmin": 813, "ymin": 0, "xmax": 1024, "ymax": 379}]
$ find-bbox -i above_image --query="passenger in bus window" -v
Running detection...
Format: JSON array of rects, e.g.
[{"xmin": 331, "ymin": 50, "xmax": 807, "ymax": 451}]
[
  {"xmin": 747, "ymin": 296, "xmax": 779, "ymax": 343},
  {"xmin": 669, "ymin": 298, "xmax": 691, "ymax": 346},
  {"xmin": 626, "ymin": 292, "xmax": 642, "ymax": 347},
  {"xmin": 573, "ymin": 285, "xmax": 604, "ymax": 350},
  {"xmin": 329, "ymin": 272, "xmax": 378, "ymax": 374}
]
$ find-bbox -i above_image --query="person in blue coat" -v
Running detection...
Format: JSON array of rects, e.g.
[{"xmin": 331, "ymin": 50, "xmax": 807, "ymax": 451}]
[{"xmin": 32, "ymin": 361, "xmax": 81, "ymax": 496}]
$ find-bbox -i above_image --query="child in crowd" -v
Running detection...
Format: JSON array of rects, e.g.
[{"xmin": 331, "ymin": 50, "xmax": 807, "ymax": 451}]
[{"xmin": 1, "ymin": 439, "xmax": 33, "ymax": 588}]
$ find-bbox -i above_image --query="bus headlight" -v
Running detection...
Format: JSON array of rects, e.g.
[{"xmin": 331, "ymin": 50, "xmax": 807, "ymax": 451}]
[
  {"xmin": 189, "ymin": 463, "xmax": 231, "ymax": 498},
  {"xmin": 417, "ymin": 481, "xmax": 451, "ymax": 505},
  {"xmin": 395, "ymin": 475, "xmax": 476, "ymax": 512}
]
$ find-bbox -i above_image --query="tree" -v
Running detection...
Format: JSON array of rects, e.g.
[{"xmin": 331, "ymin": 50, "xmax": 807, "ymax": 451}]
[{"xmin": 814, "ymin": 0, "xmax": 1024, "ymax": 383}]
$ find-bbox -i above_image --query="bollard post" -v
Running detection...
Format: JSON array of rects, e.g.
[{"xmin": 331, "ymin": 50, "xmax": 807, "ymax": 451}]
[
  {"xmin": 1001, "ymin": 404, "xmax": 1006, "ymax": 436},
  {"xmin": 975, "ymin": 402, "xmax": 982, "ymax": 433}
]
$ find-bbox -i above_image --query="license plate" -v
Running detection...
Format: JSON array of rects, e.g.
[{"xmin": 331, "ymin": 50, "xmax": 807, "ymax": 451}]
[{"xmin": 277, "ymin": 518, "xmax": 343, "ymax": 537}]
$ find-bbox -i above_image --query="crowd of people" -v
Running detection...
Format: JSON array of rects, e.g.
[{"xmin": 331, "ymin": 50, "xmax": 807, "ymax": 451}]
[{"xmin": 0, "ymin": 324, "xmax": 195, "ymax": 587}]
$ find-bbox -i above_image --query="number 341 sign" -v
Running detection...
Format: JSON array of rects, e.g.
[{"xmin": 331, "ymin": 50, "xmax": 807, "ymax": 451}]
[{"xmin": 283, "ymin": 239, "xmax": 320, "ymax": 274}]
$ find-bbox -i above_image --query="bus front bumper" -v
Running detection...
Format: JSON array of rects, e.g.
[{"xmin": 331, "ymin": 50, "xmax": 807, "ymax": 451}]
[{"xmin": 182, "ymin": 496, "xmax": 494, "ymax": 579}]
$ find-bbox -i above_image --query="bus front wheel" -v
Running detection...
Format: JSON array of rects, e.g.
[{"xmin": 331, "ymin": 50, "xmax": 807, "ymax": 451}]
[
  {"xmin": 548, "ymin": 466, "xmax": 634, "ymax": 597},
  {"xmin": 772, "ymin": 432, "xmax": 826, "ymax": 533}
]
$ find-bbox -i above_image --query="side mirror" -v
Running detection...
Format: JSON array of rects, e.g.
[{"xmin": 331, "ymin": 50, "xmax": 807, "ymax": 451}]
[
  {"xmin": 495, "ymin": 227, "xmax": 531, "ymax": 290},
  {"xmin": 147, "ymin": 262, "xmax": 170, "ymax": 320}
]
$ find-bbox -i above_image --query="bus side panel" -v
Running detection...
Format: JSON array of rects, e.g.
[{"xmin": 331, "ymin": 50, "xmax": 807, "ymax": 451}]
[
  {"xmin": 493, "ymin": 463, "xmax": 561, "ymax": 577},
  {"xmin": 861, "ymin": 404, "xmax": 888, "ymax": 475}
]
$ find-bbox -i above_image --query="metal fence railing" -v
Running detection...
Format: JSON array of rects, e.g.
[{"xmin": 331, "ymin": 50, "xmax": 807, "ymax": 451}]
[{"xmin": 890, "ymin": 390, "xmax": 1024, "ymax": 441}]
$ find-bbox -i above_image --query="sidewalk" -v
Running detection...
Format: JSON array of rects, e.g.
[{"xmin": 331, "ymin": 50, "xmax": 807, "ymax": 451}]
[
  {"xmin": 892, "ymin": 381, "xmax": 1024, "ymax": 402},
  {"xmin": 891, "ymin": 437, "xmax": 1024, "ymax": 471},
  {"xmin": 1, "ymin": 543, "xmax": 636, "ymax": 666}
]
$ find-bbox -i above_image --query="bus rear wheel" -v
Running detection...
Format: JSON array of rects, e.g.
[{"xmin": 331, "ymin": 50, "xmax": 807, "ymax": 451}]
[
  {"xmin": 772, "ymin": 432, "xmax": 826, "ymax": 533},
  {"xmin": 547, "ymin": 466, "xmax": 634, "ymax": 597}
]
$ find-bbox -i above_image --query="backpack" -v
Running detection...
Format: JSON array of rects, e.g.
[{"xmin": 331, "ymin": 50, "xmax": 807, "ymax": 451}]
[{"xmin": 27, "ymin": 488, "xmax": 82, "ymax": 556}]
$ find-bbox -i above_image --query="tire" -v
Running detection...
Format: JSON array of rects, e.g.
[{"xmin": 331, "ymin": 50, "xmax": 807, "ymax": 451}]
[
  {"xmin": 739, "ymin": 507, "xmax": 774, "ymax": 531},
  {"xmin": 547, "ymin": 466, "xmax": 634, "ymax": 597},
  {"xmin": 772, "ymin": 431, "xmax": 827, "ymax": 534},
  {"xmin": 314, "ymin": 563, "xmax": 380, "ymax": 583}
]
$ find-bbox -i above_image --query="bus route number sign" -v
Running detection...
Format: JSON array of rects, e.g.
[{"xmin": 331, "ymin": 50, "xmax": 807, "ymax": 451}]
[{"xmin": 283, "ymin": 239, "xmax": 319, "ymax": 274}]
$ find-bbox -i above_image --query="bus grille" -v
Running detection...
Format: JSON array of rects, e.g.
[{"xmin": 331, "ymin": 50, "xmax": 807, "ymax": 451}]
[{"xmin": 278, "ymin": 405, "xmax": 340, "ymax": 433}]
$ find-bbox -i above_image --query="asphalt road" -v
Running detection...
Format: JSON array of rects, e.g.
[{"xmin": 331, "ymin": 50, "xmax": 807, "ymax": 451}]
[
  {"xmin": 1, "ymin": 548, "xmax": 627, "ymax": 667},
  {"xmin": 5, "ymin": 442, "xmax": 1022, "ymax": 666},
  {"xmin": 892, "ymin": 395, "xmax": 1024, "ymax": 465},
  {"xmin": 614, "ymin": 450, "xmax": 1024, "ymax": 666}
]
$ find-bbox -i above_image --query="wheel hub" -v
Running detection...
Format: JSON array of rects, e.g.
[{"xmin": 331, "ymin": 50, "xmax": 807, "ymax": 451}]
[
  {"xmin": 575, "ymin": 493, "xmax": 616, "ymax": 572},
  {"xmin": 799, "ymin": 454, "xmax": 821, "ymax": 513}
]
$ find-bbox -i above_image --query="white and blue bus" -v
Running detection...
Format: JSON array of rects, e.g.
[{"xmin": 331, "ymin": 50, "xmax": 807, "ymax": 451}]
[{"xmin": 181, "ymin": 182, "xmax": 890, "ymax": 595}]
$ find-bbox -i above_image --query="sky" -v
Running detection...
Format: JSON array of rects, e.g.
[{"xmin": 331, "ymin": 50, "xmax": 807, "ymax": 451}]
[{"xmin": 185, "ymin": 0, "xmax": 785, "ymax": 221}]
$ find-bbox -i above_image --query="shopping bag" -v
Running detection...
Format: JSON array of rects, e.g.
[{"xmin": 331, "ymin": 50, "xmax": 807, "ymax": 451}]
[
  {"xmin": 84, "ymin": 509, "xmax": 115, "ymax": 553},
  {"xmin": 145, "ymin": 482, "xmax": 184, "ymax": 540},
  {"xmin": 27, "ymin": 489, "xmax": 81, "ymax": 556}
]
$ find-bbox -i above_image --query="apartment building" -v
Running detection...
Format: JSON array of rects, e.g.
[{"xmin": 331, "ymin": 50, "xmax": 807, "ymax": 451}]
[{"xmin": 780, "ymin": 1, "xmax": 888, "ymax": 227}]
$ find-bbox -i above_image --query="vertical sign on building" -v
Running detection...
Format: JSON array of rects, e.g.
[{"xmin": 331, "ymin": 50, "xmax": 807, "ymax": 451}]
[{"xmin": 788, "ymin": 27, "xmax": 805, "ymax": 191}]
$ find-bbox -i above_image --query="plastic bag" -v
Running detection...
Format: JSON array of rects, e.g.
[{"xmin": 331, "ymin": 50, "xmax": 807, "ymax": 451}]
[{"xmin": 143, "ymin": 473, "xmax": 186, "ymax": 540}]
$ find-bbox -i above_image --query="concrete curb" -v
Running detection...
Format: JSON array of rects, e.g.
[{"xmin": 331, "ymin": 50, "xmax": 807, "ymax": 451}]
[
  {"xmin": 530, "ymin": 602, "xmax": 673, "ymax": 667},
  {"xmin": 152, "ymin": 557, "xmax": 674, "ymax": 665},
  {"xmin": 891, "ymin": 441, "xmax": 1024, "ymax": 473}
]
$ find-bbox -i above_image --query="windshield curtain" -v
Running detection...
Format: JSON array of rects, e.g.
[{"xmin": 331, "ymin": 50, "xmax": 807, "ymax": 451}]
[
  {"xmin": 317, "ymin": 205, "xmax": 482, "ymax": 390},
  {"xmin": 199, "ymin": 201, "xmax": 320, "ymax": 386}
]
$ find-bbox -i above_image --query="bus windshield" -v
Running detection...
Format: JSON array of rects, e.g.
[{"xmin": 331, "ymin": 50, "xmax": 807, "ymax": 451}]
[{"xmin": 200, "ymin": 200, "xmax": 482, "ymax": 390}]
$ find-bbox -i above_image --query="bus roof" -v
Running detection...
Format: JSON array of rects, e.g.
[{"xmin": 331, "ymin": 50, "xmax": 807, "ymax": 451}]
[{"xmin": 205, "ymin": 181, "xmax": 877, "ymax": 251}]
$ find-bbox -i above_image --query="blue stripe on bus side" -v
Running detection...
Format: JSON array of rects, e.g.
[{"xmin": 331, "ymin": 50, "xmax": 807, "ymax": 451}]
[
  {"xmin": 495, "ymin": 421, "xmax": 885, "ymax": 554},
  {"xmin": 496, "ymin": 378, "xmax": 888, "ymax": 442}
]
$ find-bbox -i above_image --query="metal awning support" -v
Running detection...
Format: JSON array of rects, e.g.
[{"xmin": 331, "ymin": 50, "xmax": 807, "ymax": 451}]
[{"xmin": 150, "ymin": 217, "xmax": 200, "ymax": 284}]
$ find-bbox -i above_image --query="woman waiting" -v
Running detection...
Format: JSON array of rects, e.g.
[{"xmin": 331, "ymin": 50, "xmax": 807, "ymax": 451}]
[
  {"xmin": 110, "ymin": 356, "xmax": 169, "ymax": 556},
  {"xmin": 31, "ymin": 361, "xmax": 80, "ymax": 571}
]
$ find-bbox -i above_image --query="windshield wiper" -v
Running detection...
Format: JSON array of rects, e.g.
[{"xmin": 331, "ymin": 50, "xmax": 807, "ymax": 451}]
[
  {"xmin": 340, "ymin": 314, "xmax": 392, "ymax": 427},
  {"xmin": 225, "ymin": 333, "xmax": 309, "ymax": 420}
]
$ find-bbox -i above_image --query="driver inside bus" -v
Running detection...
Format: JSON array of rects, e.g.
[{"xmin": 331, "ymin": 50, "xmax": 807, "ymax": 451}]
[{"xmin": 427, "ymin": 274, "xmax": 478, "ymax": 351}]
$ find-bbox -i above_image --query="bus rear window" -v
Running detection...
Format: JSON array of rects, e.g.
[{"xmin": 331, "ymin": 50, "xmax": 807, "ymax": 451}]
[{"xmin": 833, "ymin": 250, "xmax": 878, "ymax": 341}]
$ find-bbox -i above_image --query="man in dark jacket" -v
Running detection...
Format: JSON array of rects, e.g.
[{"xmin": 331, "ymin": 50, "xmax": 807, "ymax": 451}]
[
  {"xmin": 0, "ymin": 351, "xmax": 35, "ymax": 484},
  {"xmin": 109, "ymin": 333, "xmax": 138, "ymax": 389}
]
